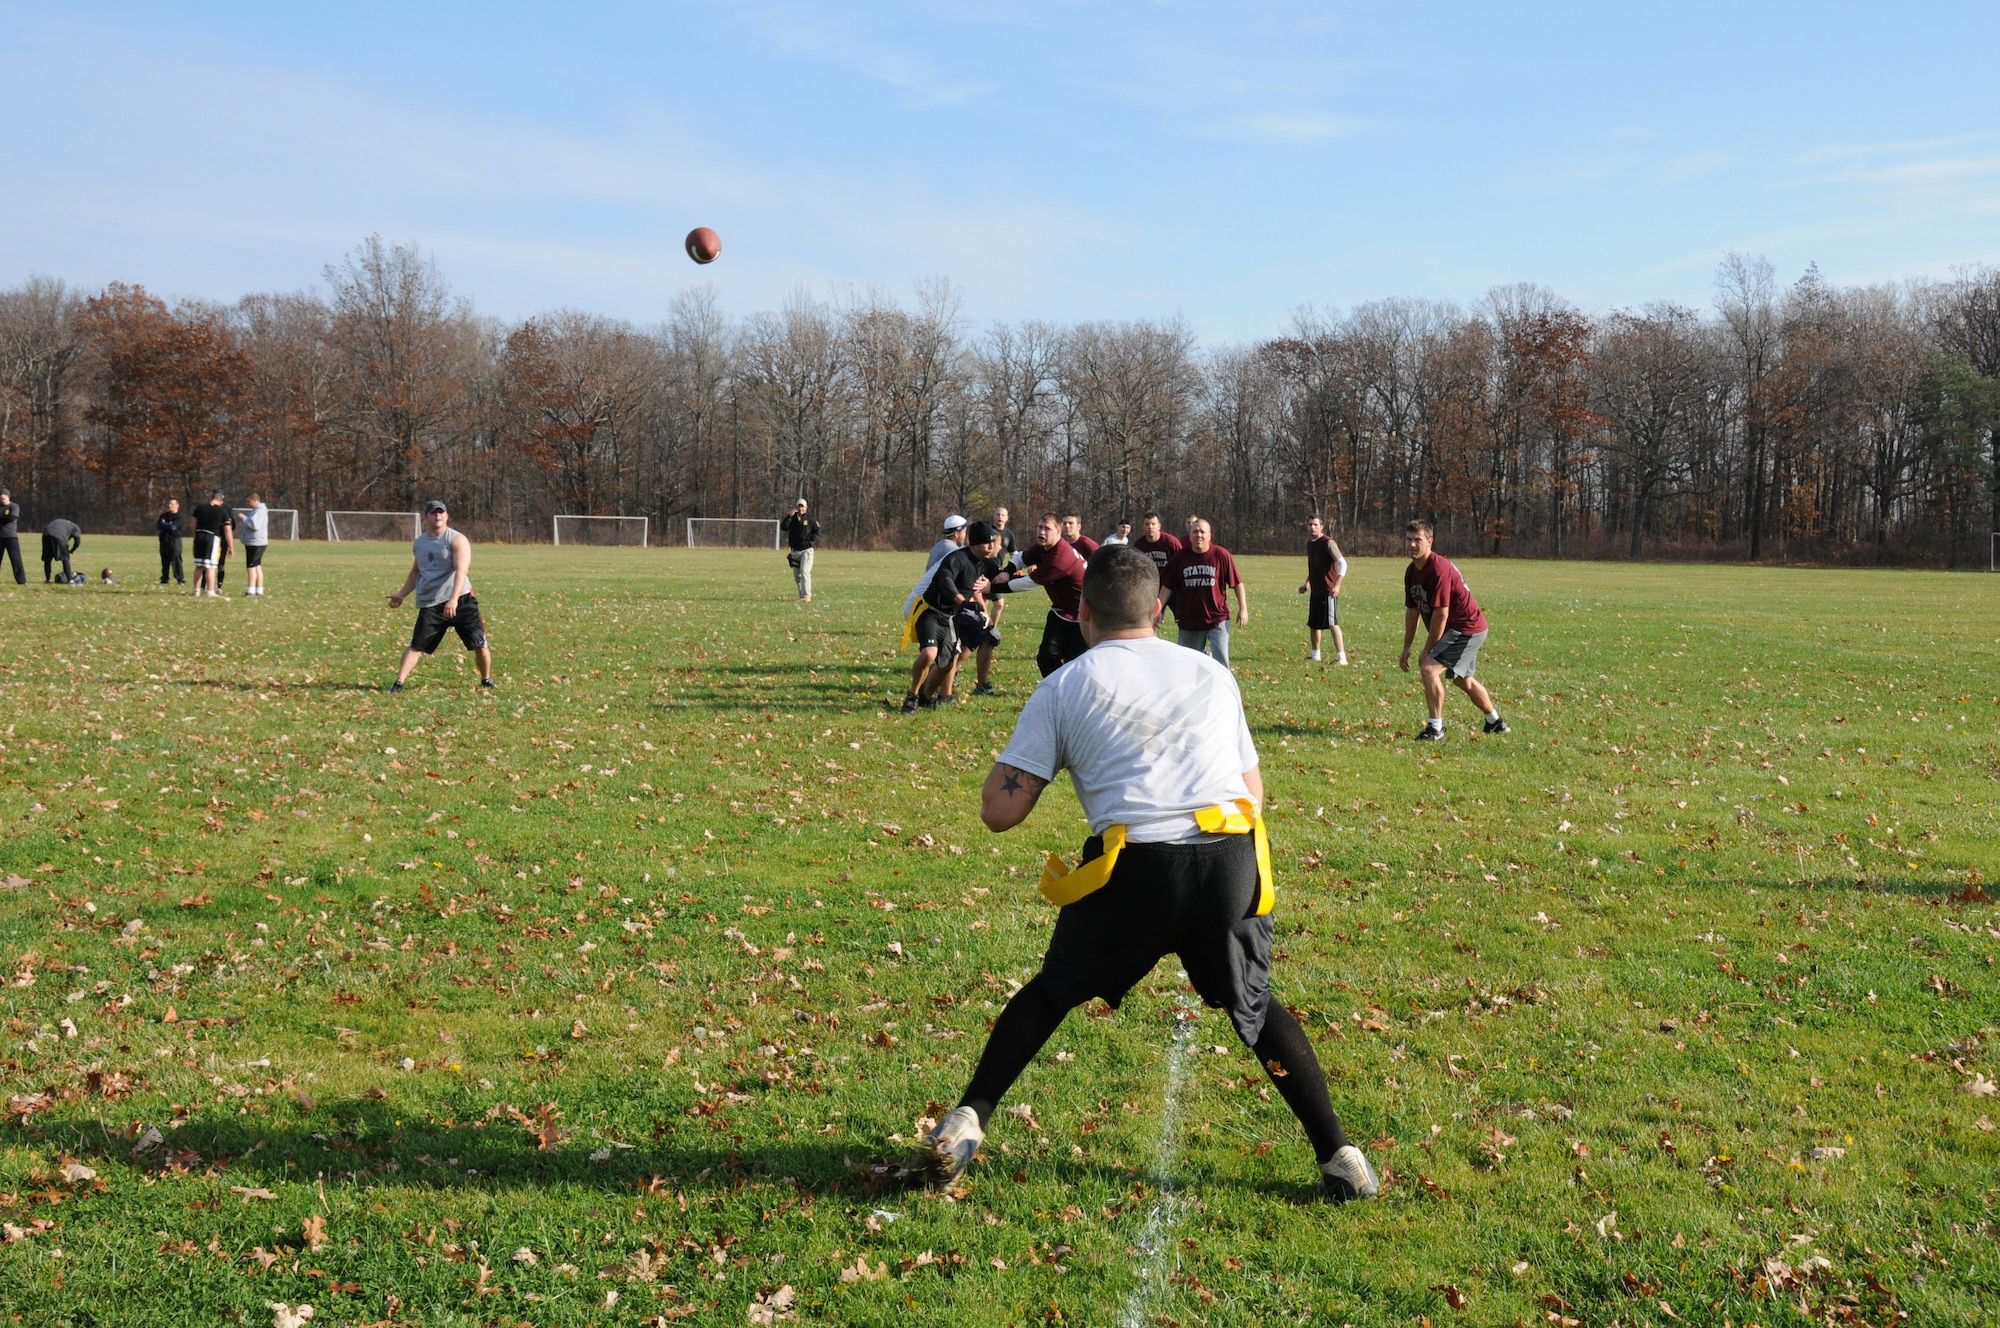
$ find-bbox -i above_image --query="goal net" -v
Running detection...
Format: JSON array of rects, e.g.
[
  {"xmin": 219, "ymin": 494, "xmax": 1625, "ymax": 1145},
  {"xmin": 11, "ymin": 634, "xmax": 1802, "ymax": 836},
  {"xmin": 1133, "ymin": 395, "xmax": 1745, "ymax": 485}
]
[
  {"xmin": 686, "ymin": 517, "xmax": 782, "ymax": 549},
  {"xmin": 553, "ymin": 515, "xmax": 649, "ymax": 547},
  {"xmin": 326, "ymin": 511, "xmax": 419, "ymax": 542},
  {"xmin": 235, "ymin": 508, "xmax": 299, "ymax": 541}
]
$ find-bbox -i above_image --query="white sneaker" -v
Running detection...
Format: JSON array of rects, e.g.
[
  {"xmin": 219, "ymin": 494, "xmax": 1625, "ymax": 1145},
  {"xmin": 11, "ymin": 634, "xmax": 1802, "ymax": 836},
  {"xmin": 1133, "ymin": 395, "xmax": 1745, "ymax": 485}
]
[
  {"xmin": 1309, "ymin": 649, "xmax": 1321, "ymax": 661},
  {"xmin": 1317, "ymin": 1144, "xmax": 1379, "ymax": 1203},
  {"xmin": 1336, "ymin": 654, "xmax": 1348, "ymax": 666},
  {"xmin": 915, "ymin": 1105, "xmax": 984, "ymax": 1186}
]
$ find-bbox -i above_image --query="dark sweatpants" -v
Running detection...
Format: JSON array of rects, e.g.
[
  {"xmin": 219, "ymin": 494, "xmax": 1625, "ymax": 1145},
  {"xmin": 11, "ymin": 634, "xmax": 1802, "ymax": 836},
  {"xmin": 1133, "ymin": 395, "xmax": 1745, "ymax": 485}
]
[
  {"xmin": 159, "ymin": 537, "xmax": 183, "ymax": 584},
  {"xmin": 41, "ymin": 534, "xmax": 73, "ymax": 583},
  {"xmin": 0, "ymin": 537, "xmax": 20, "ymax": 585}
]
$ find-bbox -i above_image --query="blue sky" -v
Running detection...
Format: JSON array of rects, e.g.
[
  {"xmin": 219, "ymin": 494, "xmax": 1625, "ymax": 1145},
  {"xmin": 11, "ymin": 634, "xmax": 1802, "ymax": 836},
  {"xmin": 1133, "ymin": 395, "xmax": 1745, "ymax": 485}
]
[{"xmin": 4, "ymin": 1, "xmax": 1998, "ymax": 340}]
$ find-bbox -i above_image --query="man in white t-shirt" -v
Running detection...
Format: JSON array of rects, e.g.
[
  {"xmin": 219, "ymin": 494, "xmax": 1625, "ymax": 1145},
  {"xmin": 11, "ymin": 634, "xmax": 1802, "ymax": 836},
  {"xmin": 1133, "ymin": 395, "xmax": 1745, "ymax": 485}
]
[
  {"xmin": 910, "ymin": 544, "xmax": 1378, "ymax": 1204},
  {"xmin": 241, "ymin": 492, "xmax": 271, "ymax": 596}
]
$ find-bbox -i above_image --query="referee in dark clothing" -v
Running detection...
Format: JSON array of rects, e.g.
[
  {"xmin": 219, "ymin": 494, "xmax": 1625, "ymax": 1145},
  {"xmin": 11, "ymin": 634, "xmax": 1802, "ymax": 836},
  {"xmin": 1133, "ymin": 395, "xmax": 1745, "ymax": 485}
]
[
  {"xmin": 779, "ymin": 499, "xmax": 819, "ymax": 601},
  {"xmin": 157, "ymin": 498, "xmax": 185, "ymax": 585},
  {"xmin": 41, "ymin": 517, "xmax": 80, "ymax": 583},
  {"xmin": 0, "ymin": 490, "xmax": 21, "ymax": 585}
]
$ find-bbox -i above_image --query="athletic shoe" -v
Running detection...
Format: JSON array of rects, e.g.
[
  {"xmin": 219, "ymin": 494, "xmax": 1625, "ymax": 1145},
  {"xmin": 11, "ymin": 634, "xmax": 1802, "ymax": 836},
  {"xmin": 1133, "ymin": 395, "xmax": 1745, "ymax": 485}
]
[
  {"xmin": 1415, "ymin": 726, "xmax": 1444, "ymax": 742},
  {"xmin": 389, "ymin": 681, "xmax": 404, "ymax": 694},
  {"xmin": 1317, "ymin": 1144, "xmax": 1379, "ymax": 1203},
  {"xmin": 901, "ymin": 693, "xmax": 919, "ymax": 715},
  {"xmin": 971, "ymin": 682, "xmax": 994, "ymax": 696},
  {"xmin": 1483, "ymin": 716, "xmax": 1510, "ymax": 735},
  {"xmin": 1309, "ymin": 649, "xmax": 1321, "ymax": 661},
  {"xmin": 917, "ymin": 694, "xmax": 940, "ymax": 710},
  {"xmin": 1336, "ymin": 654, "xmax": 1348, "ymax": 666},
  {"xmin": 480, "ymin": 678, "xmax": 497, "ymax": 689},
  {"xmin": 914, "ymin": 1106, "xmax": 984, "ymax": 1187}
]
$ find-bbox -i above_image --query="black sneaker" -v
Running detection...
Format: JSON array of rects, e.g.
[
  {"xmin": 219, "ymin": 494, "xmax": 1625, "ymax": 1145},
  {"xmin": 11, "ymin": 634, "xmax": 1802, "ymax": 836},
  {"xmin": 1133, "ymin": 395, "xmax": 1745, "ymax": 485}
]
[
  {"xmin": 480, "ymin": 678, "xmax": 497, "ymax": 689},
  {"xmin": 1414, "ymin": 726, "xmax": 1443, "ymax": 741},
  {"xmin": 389, "ymin": 681, "xmax": 405, "ymax": 694},
  {"xmin": 972, "ymin": 682, "xmax": 995, "ymax": 696},
  {"xmin": 901, "ymin": 693, "xmax": 919, "ymax": 715},
  {"xmin": 1483, "ymin": 716, "xmax": 1509, "ymax": 735},
  {"xmin": 917, "ymin": 693, "xmax": 940, "ymax": 710},
  {"xmin": 1316, "ymin": 1145, "xmax": 1380, "ymax": 1204}
]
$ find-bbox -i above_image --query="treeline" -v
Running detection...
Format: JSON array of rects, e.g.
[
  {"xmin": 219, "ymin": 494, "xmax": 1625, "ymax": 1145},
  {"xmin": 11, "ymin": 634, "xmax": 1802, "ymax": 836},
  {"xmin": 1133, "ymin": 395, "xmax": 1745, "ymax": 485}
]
[{"xmin": 2, "ymin": 238, "xmax": 1996, "ymax": 564}]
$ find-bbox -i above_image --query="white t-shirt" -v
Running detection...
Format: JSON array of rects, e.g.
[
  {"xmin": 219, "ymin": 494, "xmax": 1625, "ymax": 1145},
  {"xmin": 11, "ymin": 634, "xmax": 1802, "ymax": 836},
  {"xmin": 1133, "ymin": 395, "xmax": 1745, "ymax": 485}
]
[{"xmin": 998, "ymin": 636, "xmax": 1259, "ymax": 844}]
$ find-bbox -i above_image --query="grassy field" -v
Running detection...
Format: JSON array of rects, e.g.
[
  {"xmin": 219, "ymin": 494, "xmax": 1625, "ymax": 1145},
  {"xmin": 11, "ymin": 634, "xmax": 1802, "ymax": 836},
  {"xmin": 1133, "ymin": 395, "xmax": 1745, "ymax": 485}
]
[{"xmin": 0, "ymin": 536, "xmax": 1994, "ymax": 1328}]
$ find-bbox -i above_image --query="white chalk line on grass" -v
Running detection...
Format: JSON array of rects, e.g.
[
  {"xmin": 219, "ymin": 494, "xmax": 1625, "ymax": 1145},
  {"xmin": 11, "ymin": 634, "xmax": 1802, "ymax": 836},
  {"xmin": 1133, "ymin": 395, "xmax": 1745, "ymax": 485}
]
[{"xmin": 1117, "ymin": 988, "xmax": 1200, "ymax": 1328}]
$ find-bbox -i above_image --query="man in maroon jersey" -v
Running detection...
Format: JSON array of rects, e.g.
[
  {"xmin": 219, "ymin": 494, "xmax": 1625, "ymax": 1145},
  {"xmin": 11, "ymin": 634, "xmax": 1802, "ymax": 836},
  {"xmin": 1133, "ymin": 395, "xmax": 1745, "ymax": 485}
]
[
  {"xmin": 1398, "ymin": 520, "xmax": 1507, "ymax": 740},
  {"xmin": 1297, "ymin": 515, "xmax": 1348, "ymax": 665},
  {"xmin": 1131, "ymin": 511, "xmax": 1182, "ymax": 574},
  {"xmin": 1002, "ymin": 513, "xmax": 1089, "ymax": 677},
  {"xmin": 1061, "ymin": 515, "xmax": 1099, "ymax": 560},
  {"xmin": 1164, "ymin": 518, "xmax": 1247, "ymax": 668}
]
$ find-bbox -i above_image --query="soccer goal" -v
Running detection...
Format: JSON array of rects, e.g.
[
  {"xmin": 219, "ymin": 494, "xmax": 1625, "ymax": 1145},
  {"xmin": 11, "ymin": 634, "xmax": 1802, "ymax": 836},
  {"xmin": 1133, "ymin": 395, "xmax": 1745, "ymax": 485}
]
[
  {"xmin": 326, "ymin": 511, "xmax": 419, "ymax": 542},
  {"xmin": 553, "ymin": 515, "xmax": 649, "ymax": 547},
  {"xmin": 235, "ymin": 508, "xmax": 299, "ymax": 541},
  {"xmin": 686, "ymin": 518, "xmax": 782, "ymax": 549}
]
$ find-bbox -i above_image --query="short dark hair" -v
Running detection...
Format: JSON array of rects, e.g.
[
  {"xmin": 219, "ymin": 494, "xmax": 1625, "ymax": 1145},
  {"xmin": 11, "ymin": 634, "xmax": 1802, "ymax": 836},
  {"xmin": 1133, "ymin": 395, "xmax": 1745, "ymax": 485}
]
[
  {"xmin": 1405, "ymin": 519, "xmax": 1433, "ymax": 538},
  {"xmin": 1142, "ymin": 511, "xmax": 1160, "ymax": 522},
  {"xmin": 1082, "ymin": 544, "xmax": 1161, "ymax": 630}
]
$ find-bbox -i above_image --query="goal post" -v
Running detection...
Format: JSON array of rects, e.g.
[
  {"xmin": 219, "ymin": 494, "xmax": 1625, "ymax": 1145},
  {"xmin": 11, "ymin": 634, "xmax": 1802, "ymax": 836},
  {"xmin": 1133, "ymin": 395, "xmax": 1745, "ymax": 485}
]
[
  {"xmin": 235, "ymin": 508, "xmax": 299, "ymax": 541},
  {"xmin": 326, "ymin": 511, "xmax": 420, "ymax": 542},
  {"xmin": 553, "ymin": 515, "xmax": 649, "ymax": 547},
  {"xmin": 686, "ymin": 517, "xmax": 782, "ymax": 549}
]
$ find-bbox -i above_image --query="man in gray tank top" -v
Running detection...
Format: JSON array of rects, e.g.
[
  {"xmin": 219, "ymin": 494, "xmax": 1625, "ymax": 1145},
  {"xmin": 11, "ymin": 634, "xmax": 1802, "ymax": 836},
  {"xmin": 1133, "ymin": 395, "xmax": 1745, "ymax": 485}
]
[{"xmin": 386, "ymin": 500, "xmax": 494, "ymax": 692}]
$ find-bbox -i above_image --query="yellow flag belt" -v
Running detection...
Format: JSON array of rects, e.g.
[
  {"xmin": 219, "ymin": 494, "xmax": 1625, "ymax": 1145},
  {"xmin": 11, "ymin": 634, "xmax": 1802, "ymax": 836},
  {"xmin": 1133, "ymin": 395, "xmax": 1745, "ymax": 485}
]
[{"xmin": 1037, "ymin": 799, "xmax": 1274, "ymax": 916}]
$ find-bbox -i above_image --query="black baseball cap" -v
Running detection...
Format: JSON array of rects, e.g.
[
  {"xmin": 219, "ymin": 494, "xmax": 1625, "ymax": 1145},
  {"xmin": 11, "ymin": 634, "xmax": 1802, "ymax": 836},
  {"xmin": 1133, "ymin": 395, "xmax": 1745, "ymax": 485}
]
[
  {"xmin": 967, "ymin": 520, "xmax": 998, "ymax": 544},
  {"xmin": 423, "ymin": 499, "xmax": 448, "ymax": 514}
]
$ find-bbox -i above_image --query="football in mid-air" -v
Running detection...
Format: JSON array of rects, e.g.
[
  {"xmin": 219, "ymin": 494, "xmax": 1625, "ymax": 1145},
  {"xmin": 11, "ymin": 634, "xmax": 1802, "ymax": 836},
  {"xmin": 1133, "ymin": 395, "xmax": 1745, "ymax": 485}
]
[{"xmin": 685, "ymin": 227, "xmax": 722, "ymax": 264}]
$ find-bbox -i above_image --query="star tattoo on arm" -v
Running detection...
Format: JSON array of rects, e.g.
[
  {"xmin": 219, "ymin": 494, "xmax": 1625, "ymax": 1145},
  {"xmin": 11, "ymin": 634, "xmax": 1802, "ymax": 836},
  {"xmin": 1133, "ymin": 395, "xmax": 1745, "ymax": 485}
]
[{"xmin": 1001, "ymin": 770, "xmax": 1024, "ymax": 795}]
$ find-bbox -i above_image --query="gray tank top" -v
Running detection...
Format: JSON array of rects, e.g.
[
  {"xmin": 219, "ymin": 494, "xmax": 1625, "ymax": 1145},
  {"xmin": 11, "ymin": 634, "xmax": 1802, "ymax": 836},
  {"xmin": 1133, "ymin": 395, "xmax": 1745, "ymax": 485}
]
[{"xmin": 413, "ymin": 526, "xmax": 471, "ymax": 607}]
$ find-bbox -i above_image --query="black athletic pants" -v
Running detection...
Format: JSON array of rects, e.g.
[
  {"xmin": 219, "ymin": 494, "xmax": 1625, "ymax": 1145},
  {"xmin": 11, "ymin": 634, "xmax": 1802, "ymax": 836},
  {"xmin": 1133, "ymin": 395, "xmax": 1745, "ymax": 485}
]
[
  {"xmin": 41, "ymin": 534, "xmax": 72, "ymax": 583},
  {"xmin": 0, "ymin": 537, "xmax": 20, "ymax": 585},
  {"xmin": 1035, "ymin": 612, "xmax": 1087, "ymax": 677},
  {"xmin": 159, "ymin": 536, "xmax": 183, "ymax": 584}
]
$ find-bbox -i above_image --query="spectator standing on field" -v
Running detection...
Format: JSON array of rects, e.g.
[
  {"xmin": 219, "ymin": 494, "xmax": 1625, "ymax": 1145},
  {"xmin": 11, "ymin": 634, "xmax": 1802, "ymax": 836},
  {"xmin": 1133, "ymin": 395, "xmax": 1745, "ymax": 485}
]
[
  {"xmin": 1101, "ymin": 520, "xmax": 1132, "ymax": 546},
  {"xmin": 1165, "ymin": 519, "xmax": 1247, "ymax": 668},
  {"xmin": 0, "ymin": 490, "xmax": 22, "ymax": 586},
  {"xmin": 1398, "ymin": 519, "xmax": 1506, "ymax": 740},
  {"xmin": 190, "ymin": 490, "xmax": 232, "ymax": 597},
  {"xmin": 41, "ymin": 517, "xmax": 80, "ymax": 584},
  {"xmin": 240, "ymin": 492, "xmax": 270, "ymax": 596},
  {"xmin": 387, "ymin": 499, "xmax": 494, "ymax": 692},
  {"xmin": 156, "ymin": 497, "xmax": 185, "ymax": 586},
  {"xmin": 780, "ymin": 499, "xmax": 819, "ymax": 602},
  {"xmin": 1298, "ymin": 516, "xmax": 1348, "ymax": 665},
  {"xmin": 1131, "ymin": 511, "xmax": 1182, "ymax": 578},
  {"xmin": 1061, "ymin": 515, "xmax": 1099, "ymax": 560},
  {"xmin": 909, "ymin": 544, "xmax": 1380, "ymax": 1207}
]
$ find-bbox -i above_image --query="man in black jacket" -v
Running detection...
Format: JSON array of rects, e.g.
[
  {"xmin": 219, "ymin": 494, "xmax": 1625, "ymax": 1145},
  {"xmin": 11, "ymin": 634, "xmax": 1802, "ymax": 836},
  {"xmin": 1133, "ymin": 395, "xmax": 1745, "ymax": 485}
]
[
  {"xmin": 0, "ymin": 490, "xmax": 21, "ymax": 585},
  {"xmin": 780, "ymin": 498, "xmax": 819, "ymax": 601},
  {"xmin": 41, "ymin": 517, "xmax": 80, "ymax": 584},
  {"xmin": 157, "ymin": 498, "xmax": 185, "ymax": 585}
]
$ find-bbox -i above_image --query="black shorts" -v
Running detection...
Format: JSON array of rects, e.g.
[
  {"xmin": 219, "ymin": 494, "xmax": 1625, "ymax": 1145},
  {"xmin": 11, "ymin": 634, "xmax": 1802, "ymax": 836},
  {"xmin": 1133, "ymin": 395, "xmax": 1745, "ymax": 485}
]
[
  {"xmin": 191, "ymin": 532, "xmax": 220, "ymax": 567},
  {"xmin": 1037, "ymin": 833, "xmax": 1274, "ymax": 1044},
  {"xmin": 1035, "ymin": 612, "xmax": 1087, "ymax": 677},
  {"xmin": 410, "ymin": 595, "xmax": 488, "ymax": 654},
  {"xmin": 914, "ymin": 606, "xmax": 956, "ymax": 655},
  {"xmin": 244, "ymin": 544, "xmax": 266, "ymax": 569},
  {"xmin": 1307, "ymin": 594, "xmax": 1338, "ymax": 630},
  {"xmin": 952, "ymin": 607, "xmax": 999, "ymax": 653}
]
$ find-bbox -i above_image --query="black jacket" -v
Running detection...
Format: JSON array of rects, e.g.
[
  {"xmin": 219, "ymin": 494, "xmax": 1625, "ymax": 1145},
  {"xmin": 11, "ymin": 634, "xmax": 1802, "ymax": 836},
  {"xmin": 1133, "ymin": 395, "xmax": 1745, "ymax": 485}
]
[
  {"xmin": 0, "ymin": 502, "xmax": 18, "ymax": 540},
  {"xmin": 781, "ymin": 512, "xmax": 820, "ymax": 551},
  {"xmin": 158, "ymin": 509, "xmax": 183, "ymax": 541}
]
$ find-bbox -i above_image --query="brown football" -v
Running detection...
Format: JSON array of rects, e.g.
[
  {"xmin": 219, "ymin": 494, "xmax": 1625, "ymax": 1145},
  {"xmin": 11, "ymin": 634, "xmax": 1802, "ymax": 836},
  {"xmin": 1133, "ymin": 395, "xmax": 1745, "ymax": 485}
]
[{"xmin": 684, "ymin": 227, "xmax": 722, "ymax": 264}]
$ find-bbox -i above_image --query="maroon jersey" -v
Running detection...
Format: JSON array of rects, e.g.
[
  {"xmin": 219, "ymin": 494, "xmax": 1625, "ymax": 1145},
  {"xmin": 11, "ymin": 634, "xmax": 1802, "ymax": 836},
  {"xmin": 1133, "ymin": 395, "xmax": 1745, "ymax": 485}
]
[
  {"xmin": 1164, "ymin": 544, "xmax": 1242, "ymax": 630},
  {"xmin": 1067, "ymin": 534, "xmax": 1099, "ymax": 560},
  {"xmin": 1021, "ymin": 538, "xmax": 1086, "ymax": 620},
  {"xmin": 1306, "ymin": 536, "xmax": 1341, "ymax": 595},
  {"xmin": 1132, "ymin": 532, "xmax": 1182, "ymax": 573},
  {"xmin": 1404, "ymin": 552, "xmax": 1487, "ymax": 634}
]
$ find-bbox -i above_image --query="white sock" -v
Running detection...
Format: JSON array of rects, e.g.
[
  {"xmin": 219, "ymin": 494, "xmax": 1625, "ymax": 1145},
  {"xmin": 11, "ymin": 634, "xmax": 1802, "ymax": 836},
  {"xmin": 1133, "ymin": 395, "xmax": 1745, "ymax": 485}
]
[
  {"xmin": 1309, "ymin": 649, "xmax": 1320, "ymax": 661},
  {"xmin": 1485, "ymin": 710, "xmax": 1500, "ymax": 723},
  {"xmin": 1426, "ymin": 717, "xmax": 1443, "ymax": 731},
  {"xmin": 1336, "ymin": 652, "xmax": 1348, "ymax": 664}
]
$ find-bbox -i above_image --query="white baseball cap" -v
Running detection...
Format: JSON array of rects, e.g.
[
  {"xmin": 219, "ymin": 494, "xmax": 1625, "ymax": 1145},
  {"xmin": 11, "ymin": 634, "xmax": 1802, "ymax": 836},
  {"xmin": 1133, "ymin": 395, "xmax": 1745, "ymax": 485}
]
[{"xmin": 942, "ymin": 514, "xmax": 968, "ymax": 532}]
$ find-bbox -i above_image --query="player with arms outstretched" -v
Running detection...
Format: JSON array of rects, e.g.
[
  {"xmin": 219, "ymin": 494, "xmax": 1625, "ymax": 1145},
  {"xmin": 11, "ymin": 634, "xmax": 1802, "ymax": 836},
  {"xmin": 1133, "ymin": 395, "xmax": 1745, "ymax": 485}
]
[{"xmin": 909, "ymin": 544, "xmax": 1378, "ymax": 1204}]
